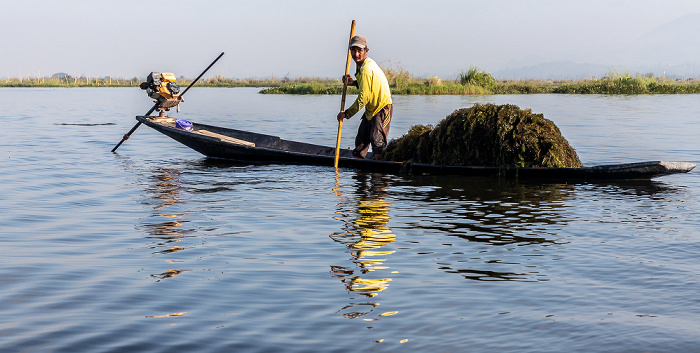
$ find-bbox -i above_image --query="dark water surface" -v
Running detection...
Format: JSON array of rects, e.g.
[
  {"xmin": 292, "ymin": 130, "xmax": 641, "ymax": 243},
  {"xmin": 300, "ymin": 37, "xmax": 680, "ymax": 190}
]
[{"xmin": 1, "ymin": 88, "xmax": 699, "ymax": 352}]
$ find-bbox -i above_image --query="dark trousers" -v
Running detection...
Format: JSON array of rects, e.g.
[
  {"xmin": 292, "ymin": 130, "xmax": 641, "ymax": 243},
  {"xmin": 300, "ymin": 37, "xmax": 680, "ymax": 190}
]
[{"xmin": 353, "ymin": 104, "xmax": 393, "ymax": 159}]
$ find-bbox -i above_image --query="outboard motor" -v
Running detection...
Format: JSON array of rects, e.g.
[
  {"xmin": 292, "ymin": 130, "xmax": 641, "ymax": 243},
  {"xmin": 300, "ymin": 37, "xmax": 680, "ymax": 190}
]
[{"xmin": 139, "ymin": 72, "xmax": 181, "ymax": 113}]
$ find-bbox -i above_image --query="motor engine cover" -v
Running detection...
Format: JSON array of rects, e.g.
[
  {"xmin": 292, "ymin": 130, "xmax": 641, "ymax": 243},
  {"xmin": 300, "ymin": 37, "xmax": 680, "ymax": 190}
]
[{"xmin": 141, "ymin": 72, "xmax": 181, "ymax": 109}]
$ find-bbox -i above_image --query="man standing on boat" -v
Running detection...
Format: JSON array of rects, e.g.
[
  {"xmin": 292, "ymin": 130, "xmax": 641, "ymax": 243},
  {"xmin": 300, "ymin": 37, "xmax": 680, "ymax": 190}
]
[{"xmin": 337, "ymin": 35, "xmax": 393, "ymax": 160}]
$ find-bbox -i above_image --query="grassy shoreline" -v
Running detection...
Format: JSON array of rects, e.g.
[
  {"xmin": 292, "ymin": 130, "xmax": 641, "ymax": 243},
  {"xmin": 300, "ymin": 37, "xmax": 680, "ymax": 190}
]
[{"xmin": 4, "ymin": 69, "xmax": 700, "ymax": 94}]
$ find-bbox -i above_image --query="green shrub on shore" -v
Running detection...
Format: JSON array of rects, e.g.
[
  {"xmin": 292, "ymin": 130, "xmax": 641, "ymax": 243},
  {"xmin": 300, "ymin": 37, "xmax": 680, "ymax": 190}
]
[
  {"xmin": 553, "ymin": 72, "xmax": 700, "ymax": 94},
  {"xmin": 459, "ymin": 66, "xmax": 496, "ymax": 89},
  {"xmin": 384, "ymin": 64, "xmax": 412, "ymax": 90},
  {"xmin": 425, "ymin": 76, "xmax": 442, "ymax": 87}
]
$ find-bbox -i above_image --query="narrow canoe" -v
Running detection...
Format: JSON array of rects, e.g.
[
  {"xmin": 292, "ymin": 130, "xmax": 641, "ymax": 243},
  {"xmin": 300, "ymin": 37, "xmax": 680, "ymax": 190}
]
[{"xmin": 135, "ymin": 115, "xmax": 696, "ymax": 179}]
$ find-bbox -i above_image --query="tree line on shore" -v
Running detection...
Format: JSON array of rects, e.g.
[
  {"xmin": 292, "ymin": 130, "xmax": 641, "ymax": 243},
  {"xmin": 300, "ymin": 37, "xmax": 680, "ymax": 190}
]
[{"xmin": 3, "ymin": 67, "xmax": 700, "ymax": 94}]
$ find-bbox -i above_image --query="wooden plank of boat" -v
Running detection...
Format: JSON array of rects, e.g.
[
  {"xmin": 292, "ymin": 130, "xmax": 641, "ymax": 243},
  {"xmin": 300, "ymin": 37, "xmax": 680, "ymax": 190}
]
[
  {"xmin": 145, "ymin": 116, "xmax": 255, "ymax": 146},
  {"xmin": 135, "ymin": 115, "xmax": 696, "ymax": 179},
  {"xmin": 196, "ymin": 129, "xmax": 255, "ymax": 147}
]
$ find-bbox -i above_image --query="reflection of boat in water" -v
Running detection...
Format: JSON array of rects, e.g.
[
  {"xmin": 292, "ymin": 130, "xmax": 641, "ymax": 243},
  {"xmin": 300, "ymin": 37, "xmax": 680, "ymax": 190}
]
[
  {"xmin": 138, "ymin": 167, "xmax": 193, "ymax": 281},
  {"xmin": 388, "ymin": 173, "xmax": 693, "ymax": 282},
  {"xmin": 331, "ymin": 174, "xmax": 397, "ymax": 319},
  {"xmin": 390, "ymin": 175, "xmax": 572, "ymax": 282},
  {"xmin": 136, "ymin": 115, "xmax": 695, "ymax": 179}
]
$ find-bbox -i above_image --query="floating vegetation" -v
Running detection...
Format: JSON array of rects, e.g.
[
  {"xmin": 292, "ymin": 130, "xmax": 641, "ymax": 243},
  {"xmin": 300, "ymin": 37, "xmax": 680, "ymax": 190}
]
[
  {"xmin": 256, "ymin": 69, "xmax": 700, "ymax": 95},
  {"xmin": 552, "ymin": 72, "xmax": 700, "ymax": 94},
  {"xmin": 260, "ymin": 83, "xmax": 344, "ymax": 94},
  {"xmin": 383, "ymin": 103, "xmax": 583, "ymax": 168}
]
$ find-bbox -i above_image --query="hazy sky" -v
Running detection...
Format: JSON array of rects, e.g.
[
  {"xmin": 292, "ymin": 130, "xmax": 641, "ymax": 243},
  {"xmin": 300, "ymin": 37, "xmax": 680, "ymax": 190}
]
[{"xmin": 3, "ymin": 0, "xmax": 700, "ymax": 79}]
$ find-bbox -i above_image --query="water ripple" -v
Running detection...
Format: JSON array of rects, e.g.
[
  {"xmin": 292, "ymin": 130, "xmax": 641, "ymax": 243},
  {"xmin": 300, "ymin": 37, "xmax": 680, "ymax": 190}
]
[{"xmin": 3, "ymin": 89, "xmax": 700, "ymax": 352}]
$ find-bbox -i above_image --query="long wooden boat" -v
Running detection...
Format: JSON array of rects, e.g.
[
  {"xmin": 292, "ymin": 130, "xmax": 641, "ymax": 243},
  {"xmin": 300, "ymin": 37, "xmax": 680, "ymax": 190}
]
[{"xmin": 136, "ymin": 115, "xmax": 696, "ymax": 179}]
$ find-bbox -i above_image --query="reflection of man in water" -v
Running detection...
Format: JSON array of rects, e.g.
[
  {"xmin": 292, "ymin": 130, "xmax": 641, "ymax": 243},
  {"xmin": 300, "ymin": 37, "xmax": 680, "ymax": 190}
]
[
  {"xmin": 351, "ymin": 173, "xmax": 395, "ymax": 276},
  {"xmin": 331, "ymin": 173, "xmax": 396, "ymax": 319}
]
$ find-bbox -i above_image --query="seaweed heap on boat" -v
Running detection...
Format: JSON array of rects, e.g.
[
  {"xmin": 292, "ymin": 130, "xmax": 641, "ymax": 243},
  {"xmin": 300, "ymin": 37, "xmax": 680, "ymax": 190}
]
[{"xmin": 383, "ymin": 103, "xmax": 583, "ymax": 168}]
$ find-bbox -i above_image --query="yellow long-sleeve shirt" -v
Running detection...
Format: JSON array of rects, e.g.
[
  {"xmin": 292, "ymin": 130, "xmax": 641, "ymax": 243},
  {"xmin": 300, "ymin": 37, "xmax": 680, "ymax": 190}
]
[{"xmin": 344, "ymin": 57, "xmax": 392, "ymax": 120}]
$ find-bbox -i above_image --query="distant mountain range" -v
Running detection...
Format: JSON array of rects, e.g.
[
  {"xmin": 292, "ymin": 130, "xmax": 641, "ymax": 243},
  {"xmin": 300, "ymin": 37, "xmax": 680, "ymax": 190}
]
[{"xmin": 494, "ymin": 13, "xmax": 700, "ymax": 80}]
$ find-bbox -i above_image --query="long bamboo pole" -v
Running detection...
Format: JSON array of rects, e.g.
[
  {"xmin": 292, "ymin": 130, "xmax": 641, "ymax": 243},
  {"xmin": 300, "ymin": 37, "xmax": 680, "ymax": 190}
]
[
  {"xmin": 111, "ymin": 52, "xmax": 224, "ymax": 153},
  {"xmin": 334, "ymin": 20, "xmax": 356, "ymax": 169}
]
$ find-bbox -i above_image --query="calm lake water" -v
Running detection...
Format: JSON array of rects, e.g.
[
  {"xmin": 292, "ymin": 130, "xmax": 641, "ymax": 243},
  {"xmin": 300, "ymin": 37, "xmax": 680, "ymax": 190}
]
[{"xmin": 1, "ymin": 87, "xmax": 699, "ymax": 352}]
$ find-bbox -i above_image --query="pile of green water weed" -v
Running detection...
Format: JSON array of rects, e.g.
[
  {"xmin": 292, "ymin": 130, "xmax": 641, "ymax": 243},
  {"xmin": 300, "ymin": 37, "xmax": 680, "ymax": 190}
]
[{"xmin": 384, "ymin": 103, "xmax": 583, "ymax": 168}]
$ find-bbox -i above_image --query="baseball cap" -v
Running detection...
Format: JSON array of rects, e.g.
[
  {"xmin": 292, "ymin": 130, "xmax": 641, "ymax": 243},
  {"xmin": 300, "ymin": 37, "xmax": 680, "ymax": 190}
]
[{"xmin": 349, "ymin": 35, "xmax": 368, "ymax": 49}]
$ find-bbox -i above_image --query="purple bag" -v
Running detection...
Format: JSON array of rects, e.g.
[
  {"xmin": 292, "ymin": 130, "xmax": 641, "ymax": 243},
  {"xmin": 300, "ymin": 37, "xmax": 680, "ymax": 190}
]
[{"xmin": 175, "ymin": 119, "xmax": 193, "ymax": 131}]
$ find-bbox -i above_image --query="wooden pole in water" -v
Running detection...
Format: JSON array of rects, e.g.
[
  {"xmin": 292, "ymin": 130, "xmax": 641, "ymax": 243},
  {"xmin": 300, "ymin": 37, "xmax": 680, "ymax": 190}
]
[{"xmin": 334, "ymin": 20, "xmax": 356, "ymax": 169}]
